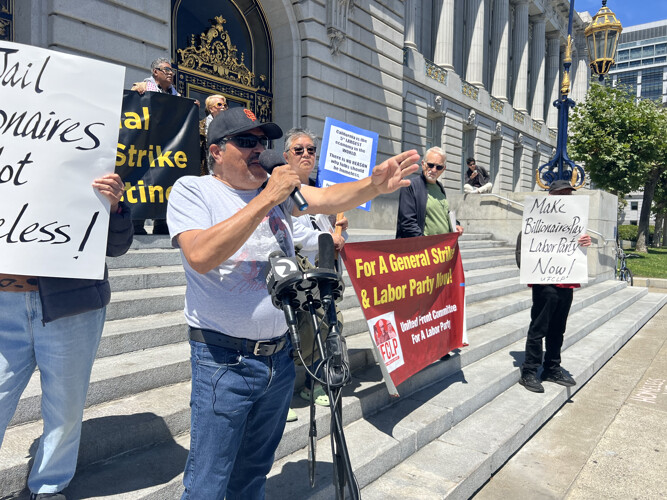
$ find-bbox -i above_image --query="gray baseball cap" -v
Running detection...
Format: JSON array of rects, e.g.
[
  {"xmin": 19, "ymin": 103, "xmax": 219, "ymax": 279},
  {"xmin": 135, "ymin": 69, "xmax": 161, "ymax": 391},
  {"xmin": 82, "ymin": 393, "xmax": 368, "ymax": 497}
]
[{"xmin": 207, "ymin": 107, "xmax": 283, "ymax": 145}]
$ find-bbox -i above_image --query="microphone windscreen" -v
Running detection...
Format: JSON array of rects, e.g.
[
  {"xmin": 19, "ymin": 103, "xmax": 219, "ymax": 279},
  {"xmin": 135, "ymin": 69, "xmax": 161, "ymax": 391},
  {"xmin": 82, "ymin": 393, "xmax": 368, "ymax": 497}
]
[
  {"xmin": 259, "ymin": 149, "xmax": 287, "ymax": 174},
  {"xmin": 318, "ymin": 233, "xmax": 336, "ymax": 270},
  {"xmin": 263, "ymin": 250, "xmax": 286, "ymax": 283}
]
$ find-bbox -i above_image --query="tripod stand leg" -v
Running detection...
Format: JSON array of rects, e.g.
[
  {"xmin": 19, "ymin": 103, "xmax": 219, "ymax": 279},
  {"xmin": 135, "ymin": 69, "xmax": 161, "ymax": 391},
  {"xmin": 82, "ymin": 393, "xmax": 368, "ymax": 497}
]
[{"xmin": 308, "ymin": 390, "xmax": 317, "ymax": 487}]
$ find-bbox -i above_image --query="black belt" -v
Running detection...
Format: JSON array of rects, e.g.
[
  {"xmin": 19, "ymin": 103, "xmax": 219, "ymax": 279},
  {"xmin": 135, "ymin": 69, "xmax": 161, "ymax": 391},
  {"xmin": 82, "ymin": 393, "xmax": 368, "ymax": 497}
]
[{"xmin": 188, "ymin": 327, "xmax": 287, "ymax": 357}]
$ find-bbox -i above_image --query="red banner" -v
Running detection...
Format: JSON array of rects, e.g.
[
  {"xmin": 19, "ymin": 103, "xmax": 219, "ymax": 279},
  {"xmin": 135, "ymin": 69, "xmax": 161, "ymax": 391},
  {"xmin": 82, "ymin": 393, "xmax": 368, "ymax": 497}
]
[{"xmin": 341, "ymin": 233, "xmax": 466, "ymax": 395}]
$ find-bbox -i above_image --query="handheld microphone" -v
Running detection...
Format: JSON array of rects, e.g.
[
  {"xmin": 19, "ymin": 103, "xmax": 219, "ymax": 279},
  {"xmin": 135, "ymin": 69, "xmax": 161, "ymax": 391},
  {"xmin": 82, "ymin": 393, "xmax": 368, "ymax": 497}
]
[
  {"xmin": 259, "ymin": 149, "xmax": 309, "ymax": 211},
  {"xmin": 265, "ymin": 251, "xmax": 304, "ymax": 353}
]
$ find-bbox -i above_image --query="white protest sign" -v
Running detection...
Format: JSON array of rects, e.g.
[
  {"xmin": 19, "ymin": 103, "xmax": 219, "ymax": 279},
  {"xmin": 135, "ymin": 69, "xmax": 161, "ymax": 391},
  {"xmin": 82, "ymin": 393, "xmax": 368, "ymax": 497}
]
[
  {"xmin": 0, "ymin": 41, "xmax": 125, "ymax": 279},
  {"xmin": 520, "ymin": 195, "xmax": 589, "ymax": 284},
  {"xmin": 317, "ymin": 117, "xmax": 378, "ymax": 211}
]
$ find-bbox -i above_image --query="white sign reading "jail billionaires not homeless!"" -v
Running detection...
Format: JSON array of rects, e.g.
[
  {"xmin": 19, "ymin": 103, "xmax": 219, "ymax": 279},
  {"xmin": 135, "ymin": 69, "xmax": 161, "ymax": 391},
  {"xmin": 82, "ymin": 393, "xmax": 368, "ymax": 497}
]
[
  {"xmin": 520, "ymin": 195, "xmax": 589, "ymax": 285},
  {"xmin": 0, "ymin": 41, "xmax": 125, "ymax": 279}
]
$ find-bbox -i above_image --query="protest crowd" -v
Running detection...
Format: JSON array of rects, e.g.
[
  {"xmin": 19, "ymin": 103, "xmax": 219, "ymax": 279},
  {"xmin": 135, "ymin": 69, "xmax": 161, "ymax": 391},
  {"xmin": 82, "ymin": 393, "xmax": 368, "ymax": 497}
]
[{"xmin": 0, "ymin": 55, "xmax": 593, "ymax": 500}]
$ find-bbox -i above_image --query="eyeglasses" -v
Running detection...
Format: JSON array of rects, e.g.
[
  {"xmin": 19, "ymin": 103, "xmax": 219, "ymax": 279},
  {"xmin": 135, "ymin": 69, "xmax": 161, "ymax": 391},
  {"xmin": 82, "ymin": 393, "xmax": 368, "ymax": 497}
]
[
  {"xmin": 290, "ymin": 145, "xmax": 317, "ymax": 156},
  {"xmin": 156, "ymin": 67, "xmax": 175, "ymax": 75},
  {"xmin": 425, "ymin": 162, "xmax": 445, "ymax": 171},
  {"xmin": 226, "ymin": 134, "xmax": 269, "ymax": 149},
  {"xmin": 213, "ymin": 102, "xmax": 228, "ymax": 110}
]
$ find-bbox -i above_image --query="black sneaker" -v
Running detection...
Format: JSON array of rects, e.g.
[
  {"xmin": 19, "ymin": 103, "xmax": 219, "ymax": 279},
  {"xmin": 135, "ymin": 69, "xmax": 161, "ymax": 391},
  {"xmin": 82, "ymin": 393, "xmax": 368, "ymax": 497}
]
[
  {"xmin": 30, "ymin": 493, "xmax": 66, "ymax": 500},
  {"xmin": 541, "ymin": 368, "xmax": 576, "ymax": 387},
  {"xmin": 519, "ymin": 372, "xmax": 544, "ymax": 393}
]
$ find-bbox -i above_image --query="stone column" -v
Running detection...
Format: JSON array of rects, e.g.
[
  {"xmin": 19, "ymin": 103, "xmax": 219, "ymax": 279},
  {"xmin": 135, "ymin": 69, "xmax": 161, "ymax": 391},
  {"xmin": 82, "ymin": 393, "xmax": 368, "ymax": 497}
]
[
  {"xmin": 512, "ymin": 0, "xmax": 529, "ymax": 113},
  {"xmin": 491, "ymin": 0, "xmax": 510, "ymax": 101},
  {"xmin": 443, "ymin": 111, "xmax": 464, "ymax": 189},
  {"xmin": 498, "ymin": 133, "xmax": 515, "ymax": 192},
  {"xmin": 404, "ymin": 0, "xmax": 417, "ymax": 49},
  {"xmin": 434, "ymin": 0, "xmax": 455, "ymax": 69},
  {"xmin": 530, "ymin": 15, "xmax": 546, "ymax": 123},
  {"xmin": 546, "ymin": 32, "xmax": 561, "ymax": 130},
  {"xmin": 572, "ymin": 36, "xmax": 590, "ymax": 103},
  {"xmin": 474, "ymin": 125, "xmax": 492, "ymax": 173},
  {"xmin": 520, "ymin": 144, "xmax": 534, "ymax": 191},
  {"xmin": 465, "ymin": 0, "xmax": 485, "ymax": 86}
]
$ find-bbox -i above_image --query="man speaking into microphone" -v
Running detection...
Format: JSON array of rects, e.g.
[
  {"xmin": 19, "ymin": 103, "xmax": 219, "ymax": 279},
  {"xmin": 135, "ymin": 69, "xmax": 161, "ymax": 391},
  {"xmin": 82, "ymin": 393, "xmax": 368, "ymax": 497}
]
[{"xmin": 166, "ymin": 107, "xmax": 419, "ymax": 499}]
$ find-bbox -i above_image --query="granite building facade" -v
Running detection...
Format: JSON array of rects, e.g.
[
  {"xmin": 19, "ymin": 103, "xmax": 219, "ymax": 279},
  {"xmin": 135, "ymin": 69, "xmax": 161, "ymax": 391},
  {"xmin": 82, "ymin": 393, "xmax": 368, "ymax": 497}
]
[{"xmin": 8, "ymin": 0, "xmax": 595, "ymax": 225}]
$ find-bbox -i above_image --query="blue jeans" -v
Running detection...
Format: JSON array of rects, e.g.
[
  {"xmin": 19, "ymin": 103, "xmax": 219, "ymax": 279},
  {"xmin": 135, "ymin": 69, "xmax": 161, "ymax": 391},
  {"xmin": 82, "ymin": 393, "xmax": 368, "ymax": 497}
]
[
  {"xmin": 182, "ymin": 337, "xmax": 295, "ymax": 500},
  {"xmin": 0, "ymin": 291, "xmax": 105, "ymax": 494}
]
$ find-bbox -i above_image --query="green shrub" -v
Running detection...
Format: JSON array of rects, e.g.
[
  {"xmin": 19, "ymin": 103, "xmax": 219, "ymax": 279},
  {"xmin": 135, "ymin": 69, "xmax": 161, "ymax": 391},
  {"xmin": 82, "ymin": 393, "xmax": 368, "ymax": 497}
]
[
  {"xmin": 618, "ymin": 224, "xmax": 655, "ymax": 242},
  {"xmin": 618, "ymin": 225, "xmax": 637, "ymax": 241}
]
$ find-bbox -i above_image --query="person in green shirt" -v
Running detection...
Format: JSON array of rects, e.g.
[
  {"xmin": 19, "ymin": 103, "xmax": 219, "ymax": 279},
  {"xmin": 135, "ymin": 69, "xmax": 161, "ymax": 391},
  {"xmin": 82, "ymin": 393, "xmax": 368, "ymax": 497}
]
[{"xmin": 396, "ymin": 147, "xmax": 464, "ymax": 238}]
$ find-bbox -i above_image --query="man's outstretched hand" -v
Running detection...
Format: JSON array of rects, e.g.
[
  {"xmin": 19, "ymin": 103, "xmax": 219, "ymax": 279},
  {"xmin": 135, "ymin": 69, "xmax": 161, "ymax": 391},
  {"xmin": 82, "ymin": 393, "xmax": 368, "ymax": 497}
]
[{"xmin": 370, "ymin": 150, "xmax": 420, "ymax": 194}]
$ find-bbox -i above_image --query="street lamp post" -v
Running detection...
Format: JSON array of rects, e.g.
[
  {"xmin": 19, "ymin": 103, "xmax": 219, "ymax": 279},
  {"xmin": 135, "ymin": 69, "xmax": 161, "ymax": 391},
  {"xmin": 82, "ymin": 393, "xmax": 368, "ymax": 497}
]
[{"xmin": 536, "ymin": 0, "xmax": 622, "ymax": 190}]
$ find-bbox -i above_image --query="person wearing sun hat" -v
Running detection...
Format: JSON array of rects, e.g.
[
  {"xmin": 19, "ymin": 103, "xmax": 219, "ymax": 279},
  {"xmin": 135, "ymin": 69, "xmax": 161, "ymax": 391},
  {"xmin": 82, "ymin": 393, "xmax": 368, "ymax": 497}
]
[{"xmin": 167, "ymin": 107, "xmax": 421, "ymax": 498}]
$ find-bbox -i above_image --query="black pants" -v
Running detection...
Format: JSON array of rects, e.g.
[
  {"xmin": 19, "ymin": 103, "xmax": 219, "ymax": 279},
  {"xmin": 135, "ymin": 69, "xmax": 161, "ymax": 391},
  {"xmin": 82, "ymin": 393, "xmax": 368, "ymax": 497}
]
[{"xmin": 522, "ymin": 285, "xmax": 573, "ymax": 375}]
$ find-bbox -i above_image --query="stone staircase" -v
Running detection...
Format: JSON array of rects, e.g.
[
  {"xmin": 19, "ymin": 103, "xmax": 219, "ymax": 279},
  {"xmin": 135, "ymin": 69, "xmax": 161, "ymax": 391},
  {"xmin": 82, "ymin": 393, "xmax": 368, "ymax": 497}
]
[{"xmin": 1, "ymin": 230, "xmax": 664, "ymax": 500}]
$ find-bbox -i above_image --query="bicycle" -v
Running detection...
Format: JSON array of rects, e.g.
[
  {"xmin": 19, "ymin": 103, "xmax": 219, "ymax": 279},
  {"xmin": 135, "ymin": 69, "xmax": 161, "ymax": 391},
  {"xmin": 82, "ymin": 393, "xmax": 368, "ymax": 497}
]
[{"xmin": 615, "ymin": 242, "xmax": 637, "ymax": 286}]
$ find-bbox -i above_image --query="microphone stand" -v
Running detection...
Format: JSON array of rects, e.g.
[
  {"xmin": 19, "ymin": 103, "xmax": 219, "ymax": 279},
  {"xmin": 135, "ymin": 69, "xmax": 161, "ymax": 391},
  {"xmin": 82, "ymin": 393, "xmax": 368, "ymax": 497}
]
[{"xmin": 300, "ymin": 265, "xmax": 359, "ymax": 500}]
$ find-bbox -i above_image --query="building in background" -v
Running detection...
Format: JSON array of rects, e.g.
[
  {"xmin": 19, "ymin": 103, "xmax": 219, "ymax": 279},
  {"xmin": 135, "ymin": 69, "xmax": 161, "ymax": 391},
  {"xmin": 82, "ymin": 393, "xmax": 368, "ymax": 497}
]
[
  {"xmin": 608, "ymin": 19, "xmax": 667, "ymax": 105},
  {"xmin": 8, "ymin": 0, "xmax": 594, "ymax": 227}
]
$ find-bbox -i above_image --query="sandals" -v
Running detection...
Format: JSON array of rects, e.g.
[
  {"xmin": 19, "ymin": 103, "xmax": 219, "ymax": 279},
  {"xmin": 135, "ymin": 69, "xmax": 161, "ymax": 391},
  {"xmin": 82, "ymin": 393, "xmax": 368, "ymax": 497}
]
[{"xmin": 300, "ymin": 384, "xmax": 330, "ymax": 407}]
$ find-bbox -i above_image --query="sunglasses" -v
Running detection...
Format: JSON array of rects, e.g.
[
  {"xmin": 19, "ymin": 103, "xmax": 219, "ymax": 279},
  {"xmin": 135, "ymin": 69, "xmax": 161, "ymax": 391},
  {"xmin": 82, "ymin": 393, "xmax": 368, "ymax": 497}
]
[
  {"xmin": 290, "ymin": 145, "xmax": 317, "ymax": 156},
  {"xmin": 156, "ymin": 67, "xmax": 175, "ymax": 75},
  {"xmin": 425, "ymin": 162, "xmax": 445, "ymax": 171},
  {"xmin": 227, "ymin": 134, "xmax": 269, "ymax": 149},
  {"xmin": 213, "ymin": 102, "xmax": 228, "ymax": 109}
]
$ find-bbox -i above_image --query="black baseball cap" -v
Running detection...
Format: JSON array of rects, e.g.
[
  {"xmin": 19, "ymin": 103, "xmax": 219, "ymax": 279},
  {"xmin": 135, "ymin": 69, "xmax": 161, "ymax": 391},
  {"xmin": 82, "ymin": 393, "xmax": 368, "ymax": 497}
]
[
  {"xmin": 207, "ymin": 107, "xmax": 283, "ymax": 145},
  {"xmin": 548, "ymin": 179, "xmax": 576, "ymax": 193}
]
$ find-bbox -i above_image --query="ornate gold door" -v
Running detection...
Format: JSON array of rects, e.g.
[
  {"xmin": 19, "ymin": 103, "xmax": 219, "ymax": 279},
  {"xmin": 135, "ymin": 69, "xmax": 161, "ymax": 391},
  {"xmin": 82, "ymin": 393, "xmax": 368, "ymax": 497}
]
[
  {"xmin": 172, "ymin": 1, "xmax": 273, "ymax": 123},
  {"xmin": 0, "ymin": 0, "xmax": 13, "ymax": 41}
]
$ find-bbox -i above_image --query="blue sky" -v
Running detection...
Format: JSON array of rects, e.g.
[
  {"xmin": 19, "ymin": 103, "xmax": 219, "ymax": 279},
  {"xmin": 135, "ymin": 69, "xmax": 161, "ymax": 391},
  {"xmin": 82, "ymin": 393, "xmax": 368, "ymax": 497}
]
[{"xmin": 576, "ymin": 0, "xmax": 667, "ymax": 27}]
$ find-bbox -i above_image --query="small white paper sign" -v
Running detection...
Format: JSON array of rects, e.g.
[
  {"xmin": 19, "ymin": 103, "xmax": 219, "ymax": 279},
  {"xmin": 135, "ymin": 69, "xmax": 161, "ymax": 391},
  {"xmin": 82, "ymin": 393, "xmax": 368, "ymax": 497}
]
[
  {"xmin": 520, "ymin": 195, "xmax": 589, "ymax": 284},
  {"xmin": 316, "ymin": 117, "xmax": 378, "ymax": 211},
  {"xmin": 0, "ymin": 41, "xmax": 125, "ymax": 279}
]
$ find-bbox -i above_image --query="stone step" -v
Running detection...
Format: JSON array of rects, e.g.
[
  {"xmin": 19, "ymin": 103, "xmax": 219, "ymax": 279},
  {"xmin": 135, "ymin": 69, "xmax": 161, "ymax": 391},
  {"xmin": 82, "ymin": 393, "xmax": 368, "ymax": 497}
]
[
  {"xmin": 345, "ymin": 230, "xmax": 496, "ymax": 243},
  {"xmin": 107, "ymin": 248, "xmax": 183, "ymax": 269},
  {"xmin": 98, "ymin": 311, "xmax": 187, "ymax": 358},
  {"xmin": 1, "ymin": 382, "xmax": 192, "ymax": 499},
  {"xmin": 8, "ymin": 343, "xmax": 190, "ymax": 427},
  {"xmin": 109, "ymin": 235, "xmax": 511, "ymax": 271},
  {"xmin": 361, "ymin": 292, "xmax": 667, "ymax": 500},
  {"xmin": 107, "ymin": 250, "xmax": 514, "ymax": 295},
  {"xmin": 2, "ymin": 283, "xmax": 650, "ymax": 498},
  {"xmin": 106, "ymin": 286, "xmax": 186, "ymax": 321},
  {"xmin": 108, "ymin": 266, "xmax": 186, "ymax": 292},
  {"xmin": 266, "ymin": 288, "xmax": 661, "ymax": 499}
]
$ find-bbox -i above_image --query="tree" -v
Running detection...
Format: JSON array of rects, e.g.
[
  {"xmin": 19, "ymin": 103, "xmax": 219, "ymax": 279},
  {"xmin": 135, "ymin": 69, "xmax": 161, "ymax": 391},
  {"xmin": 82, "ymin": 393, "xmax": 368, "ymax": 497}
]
[
  {"xmin": 570, "ymin": 83, "xmax": 667, "ymax": 253},
  {"xmin": 652, "ymin": 170, "xmax": 667, "ymax": 247}
]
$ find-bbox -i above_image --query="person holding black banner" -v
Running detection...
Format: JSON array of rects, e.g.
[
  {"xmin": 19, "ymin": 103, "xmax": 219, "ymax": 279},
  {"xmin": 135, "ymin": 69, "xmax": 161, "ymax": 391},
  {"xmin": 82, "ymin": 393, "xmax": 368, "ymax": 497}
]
[
  {"xmin": 396, "ymin": 147, "xmax": 464, "ymax": 238},
  {"xmin": 517, "ymin": 179, "xmax": 592, "ymax": 393},
  {"xmin": 0, "ymin": 173, "xmax": 132, "ymax": 500},
  {"xmin": 167, "ymin": 107, "xmax": 419, "ymax": 499},
  {"xmin": 131, "ymin": 57, "xmax": 180, "ymax": 96}
]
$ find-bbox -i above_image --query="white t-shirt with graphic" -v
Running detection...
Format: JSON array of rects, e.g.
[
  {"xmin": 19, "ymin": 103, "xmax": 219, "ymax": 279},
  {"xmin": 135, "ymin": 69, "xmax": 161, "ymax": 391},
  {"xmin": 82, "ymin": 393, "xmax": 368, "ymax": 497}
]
[{"xmin": 167, "ymin": 175, "xmax": 294, "ymax": 340}]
